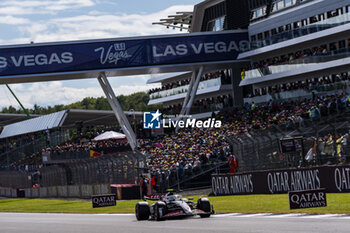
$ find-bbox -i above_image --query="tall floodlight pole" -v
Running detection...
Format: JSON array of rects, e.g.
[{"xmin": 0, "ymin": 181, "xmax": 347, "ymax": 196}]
[{"xmin": 5, "ymin": 84, "xmax": 31, "ymax": 118}]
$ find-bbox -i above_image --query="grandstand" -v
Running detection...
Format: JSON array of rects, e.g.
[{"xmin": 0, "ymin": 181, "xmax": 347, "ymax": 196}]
[
  {"xmin": 150, "ymin": 0, "xmax": 350, "ymax": 114},
  {"xmin": 1, "ymin": 0, "xmax": 350, "ymax": 198}
]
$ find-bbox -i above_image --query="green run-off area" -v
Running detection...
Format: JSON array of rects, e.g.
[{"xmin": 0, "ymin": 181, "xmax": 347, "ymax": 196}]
[{"xmin": 0, "ymin": 194, "xmax": 350, "ymax": 214}]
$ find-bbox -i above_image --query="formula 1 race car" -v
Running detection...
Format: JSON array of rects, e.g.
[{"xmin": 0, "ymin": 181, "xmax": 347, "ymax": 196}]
[{"xmin": 135, "ymin": 191, "xmax": 214, "ymax": 221}]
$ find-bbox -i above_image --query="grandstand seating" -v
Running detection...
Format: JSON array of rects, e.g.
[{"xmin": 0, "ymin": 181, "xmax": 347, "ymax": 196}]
[{"xmin": 0, "ymin": 92, "xmax": 349, "ymax": 190}]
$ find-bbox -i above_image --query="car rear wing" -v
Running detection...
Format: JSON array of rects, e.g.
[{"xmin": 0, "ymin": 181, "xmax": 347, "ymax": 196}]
[{"xmin": 144, "ymin": 194, "xmax": 166, "ymax": 200}]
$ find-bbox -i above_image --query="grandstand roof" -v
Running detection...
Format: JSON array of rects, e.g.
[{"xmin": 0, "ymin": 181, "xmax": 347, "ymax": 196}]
[
  {"xmin": 0, "ymin": 109, "xmax": 143, "ymax": 139},
  {"xmin": 0, "ymin": 110, "xmax": 66, "ymax": 139},
  {"xmin": 0, "ymin": 113, "xmax": 40, "ymax": 127},
  {"xmin": 62, "ymin": 109, "xmax": 143, "ymax": 127}
]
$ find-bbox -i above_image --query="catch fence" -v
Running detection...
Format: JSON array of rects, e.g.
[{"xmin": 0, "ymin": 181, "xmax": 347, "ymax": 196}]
[
  {"xmin": 0, "ymin": 151, "xmax": 145, "ymax": 189},
  {"xmin": 229, "ymin": 112, "xmax": 350, "ymax": 172}
]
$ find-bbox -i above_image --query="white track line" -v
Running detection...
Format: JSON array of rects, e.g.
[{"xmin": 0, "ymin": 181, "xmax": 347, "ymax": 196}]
[
  {"xmin": 265, "ymin": 213, "xmax": 306, "ymax": 218},
  {"xmin": 235, "ymin": 213, "xmax": 273, "ymax": 218},
  {"xmin": 214, "ymin": 213, "xmax": 243, "ymax": 217},
  {"xmin": 95, "ymin": 213, "xmax": 134, "ymax": 216},
  {"xmin": 300, "ymin": 214, "xmax": 347, "ymax": 219},
  {"xmin": 213, "ymin": 213, "xmax": 350, "ymax": 219}
]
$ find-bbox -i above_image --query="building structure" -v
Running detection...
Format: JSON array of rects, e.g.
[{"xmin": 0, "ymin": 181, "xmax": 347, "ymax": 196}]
[{"xmin": 150, "ymin": 0, "xmax": 350, "ymax": 111}]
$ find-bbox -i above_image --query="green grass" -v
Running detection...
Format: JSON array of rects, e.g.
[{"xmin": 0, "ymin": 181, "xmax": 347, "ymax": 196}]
[
  {"xmin": 208, "ymin": 194, "xmax": 350, "ymax": 214},
  {"xmin": 0, "ymin": 198, "xmax": 141, "ymax": 214},
  {"xmin": 0, "ymin": 194, "xmax": 349, "ymax": 214}
]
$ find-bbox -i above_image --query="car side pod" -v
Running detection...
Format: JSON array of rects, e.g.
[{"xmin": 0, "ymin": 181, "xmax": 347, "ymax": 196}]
[
  {"xmin": 197, "ymin": 198, "xmax": 211, "ymax": 218},
  {"xmin": 135, "ymin": 202, "xmax": 150, "ymax": 220}
]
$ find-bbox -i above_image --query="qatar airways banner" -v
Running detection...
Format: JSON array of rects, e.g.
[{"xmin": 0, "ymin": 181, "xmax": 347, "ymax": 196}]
[
  {"xmin": 212, "ymin": 165, "xmax": 350, "ymax": 196},
  {"xmin": 0, "ymin": 31, "xmax": 248, "ymax": 78}
]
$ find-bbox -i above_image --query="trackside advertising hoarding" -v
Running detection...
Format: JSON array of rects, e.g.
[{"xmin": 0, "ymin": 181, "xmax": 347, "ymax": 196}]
[
  {"xmin": 92, "ymin": 194, "xmax": 117, "ymax": 208},
  {"xmin": 289, "ymin": 189, "xmax": 327, "ymax": 209},
  {"xmin": 0, "ymin": 31, "xmax": 248, "ymax": 80},
  {"xmin": 212, "ymin": 165, "xmax": 350, "ymax": 196}
]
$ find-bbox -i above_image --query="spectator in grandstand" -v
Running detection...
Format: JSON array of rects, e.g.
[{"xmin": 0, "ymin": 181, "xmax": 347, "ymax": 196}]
[
  {"xmin": 9, "ymin": 152, "xmax": 42, "ymax": 172},
  {"xmin": 6, "ymin": 89, "xmax": 350, "ymax": 180},
  {"xmin": 243, "ymin": 43, "xmax": 346, "ymax": 74},
  {"xmin": 139, "ymin": 126, "xmax": 231, "ymax": 178},
  {"xmin": 232, "ymin": 93, "xmax": 349, "ymax": 133},
  {"xmin": 47, "ymin": 137, "xmax": 130, "ymax": 157},
  {"xmin": 149, "ymin": 70, "xmax": 231, "ymax": 96},
  {"xmin": 163, "ymin": 94, "xmax": 233, "ymax": 115},
  {"xmin": 245, "ymin": 72, "xmax": 349, "ymax": 98}
]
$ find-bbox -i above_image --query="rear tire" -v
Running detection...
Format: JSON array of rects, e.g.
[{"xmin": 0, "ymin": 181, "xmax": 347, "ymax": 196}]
[
  {"xmin": 135, "ymin": 202, "xmax": 150, "ymax": 221},
  {"xmin": 197, "ymin": 198, "xmax": 211, "ymax": 218}
]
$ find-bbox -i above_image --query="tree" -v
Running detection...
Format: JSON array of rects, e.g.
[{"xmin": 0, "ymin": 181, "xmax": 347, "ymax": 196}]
[
  {"xmin": 1, "ymin": 106, "xmax": 20, "ymax": 114},
  {"xmin": 95, "ymin": 97, "xmax": 111, "ymax": 110},
  {"xmin": 1, "ymin": 92, "xmax": 162, "ymax": 114}
]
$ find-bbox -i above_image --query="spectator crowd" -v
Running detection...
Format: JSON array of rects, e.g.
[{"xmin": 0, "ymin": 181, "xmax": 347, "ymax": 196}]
[
  {"xmin": 246, "ymin": 72, "xmax": 350, "ymax": 98},
  {"xmin": 163, "ymin": 94, "xmax": 233, "ymax": 115},
  {"xmin": 148, "ymin": 70, "xmax": 231, "ymax": 95},
  {"xmin": 1, "ymin": 89, "xmax": 350, "ymax": 191},
  {"xmin": 222, "ymin": 92, "xmax": 350, "ymax": 134},
  {"xmin": 138, "ymin": 92, "xmax": 350, "ymax": 191},
  {"xmin": 242, "ymin": 39, "xmax": 349, "ymax": 74},
  {"xmin": 7, "ymin": 129, "xmax": 130, "ymax": 172}
]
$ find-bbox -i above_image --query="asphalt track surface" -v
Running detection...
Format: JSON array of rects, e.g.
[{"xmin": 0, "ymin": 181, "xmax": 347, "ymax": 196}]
[{"xmin": 1, "ymin": 213, "xmax": 350, "ymax": 233}]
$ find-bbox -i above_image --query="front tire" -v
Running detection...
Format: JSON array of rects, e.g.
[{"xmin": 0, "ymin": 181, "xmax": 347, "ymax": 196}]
[
  {"xmin": 197, "ymin": 198, "xmax": 211, "ymax": 218},
  {"xmin": 154, "ymin": 201, "xmax": 166, "ymax": 221},
  {"xmin": 135, "ymin": 202, "xmax": 150, "ymax": 220}
]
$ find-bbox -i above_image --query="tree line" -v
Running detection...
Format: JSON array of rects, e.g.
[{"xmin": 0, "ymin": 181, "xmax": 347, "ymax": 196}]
[{"xmin": 1, "ymin": 92, "xmax": 162, "ymax": 115}]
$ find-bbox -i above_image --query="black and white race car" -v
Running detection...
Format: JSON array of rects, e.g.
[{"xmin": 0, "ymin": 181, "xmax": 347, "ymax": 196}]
[{"xmin": 135, "ymin": 191, "xmax": 213, "ymax": 221}]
